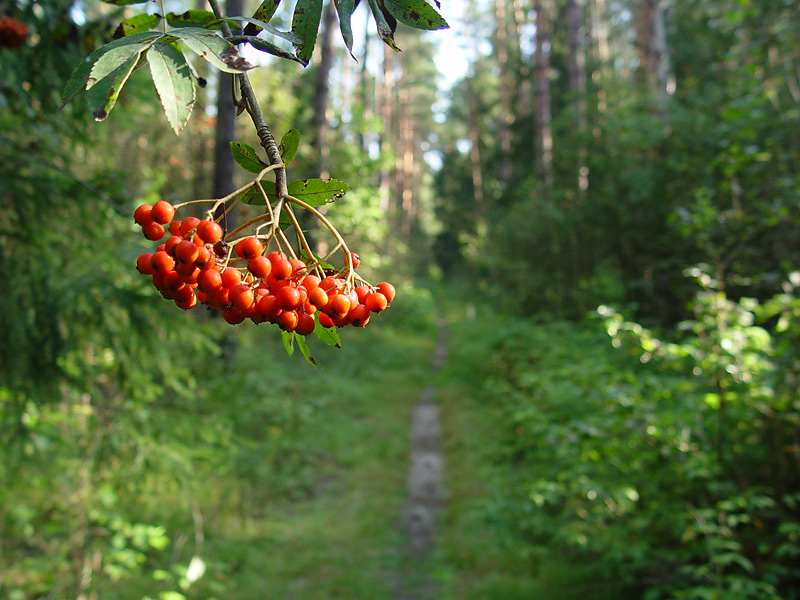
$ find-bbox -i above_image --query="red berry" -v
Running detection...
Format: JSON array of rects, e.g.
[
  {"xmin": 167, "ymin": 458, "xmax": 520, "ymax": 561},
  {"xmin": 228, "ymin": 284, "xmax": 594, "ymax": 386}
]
[
  {"xmin": 235, "ymin": 236, "xmax": 263, "ymax": 260},
  {"xmin": 377, "ymin": 282, "xmax": 396, "ymax": 303},
  {"xmin": 151, "ymin": 200, "xmax": 175, "ymax": 224},
  {"xmin": 248, "ymin": 255, "xmax": 272, "ymax": 279},
  {"xmin": 301, "ymin": 275, "xmax": 321, "ymax": 291},
  {"xmin": 175, "ymin": 294, "xmax": 198, "ymax": 311},
  {"xmin": 221, "ymin": 266, "xmax": 242, "ymax": 289},
  {"xmin": 276, "ymin": 286, "xmax": 302, "ymax": 310},
  {"xmin": 276, "ymin": 310, "xmax": 299, "ymax": 332},
  {"xmin": 295, "ymin": 313, "xmax": 316, "ymax": 335},
  {"xmin": 175, "ymin": 240, "xmax": 199, "ymax": 264},
  {"xmin": 197, "ymin": 220, "xmax": 223, "ymax": 244},
  {"xmin": 365, "ymin": 292, "xmax": 388, "ymax": 313},
  {"xmin": 194, "ymin": 246, "xmax": 214, "ymax": 269},
  {"xmin": 134, "ymin": 204, "xmax": 153, "ymax": 226},
  {"xmin": 349, "ymin": 304, "xmax": 371, "ymax": 327},
  {"xmin": 197, "ymin": 268, "xmax": 223, "ymax": 293},
  {"xmin": 179, "ymin": 217, "xmax": 201, "ymax": 237},
  {"xmin": 223, "ymin": 309, "xmax": 245, "ymax": 325},
  {"xmin": 229, "ymin": 284, "xmax": 255, "ymax": 311},
  {"xmin": 318, "ymin": 313, "xmax": 335, "ymax": 328},
  {"xmin": 151, "ymin": 250, "xmax": 175, "ymax": 273},
  {"xmin": 308, "ymin": 287, "xmax": 329, "ymax": 309},
  {"xmin": 142, "ymin": 221, "xmax": 166, "ymax": 241},
  {"xmin": 349, "ymin": 253, "xmax": 361, "ymax": 269},
  {"xmin": 136, "ymin": 253, "xmax": 155, "ymax": 275},
  {"xmin": 326, "ymin": 294, "xmax": 351, "ymax": 318},
  {"xmin": 258, "ymin": 294, "xmax": 281, "ymax": 318},
  {"xmin": 270, "ymin": 257, "xmax": 292, "ymax": 280}
]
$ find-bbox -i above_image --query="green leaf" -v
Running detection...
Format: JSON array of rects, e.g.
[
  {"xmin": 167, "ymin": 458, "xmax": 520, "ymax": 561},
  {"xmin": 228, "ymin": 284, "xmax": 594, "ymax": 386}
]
[
  {"xmin": 279, "ymin": 129, "xmax": 300, "ymax": 165},
  {"xmin": 244, "ymin": 0, "xmax": 281, "ymax": 35},
  {"xmin": 366, "ymin": 0, "xmax": 400, "ymax": 51},
  {"xmin": 295, "ymin": 335, "xmax": 319, "ymax": 367},
  {"xmin": 241, "ymin": 185, "xmax": 271, "ymax": 205},
  {"xmin": 287, "ymin": 178, "xmax": 349, "ymax": 207},
  {"xmin": 291, "ymin": 0, "xmax": 323, "ymax": 67},
  {"xmin": 166, "ymin": 10, "xmax": 216, "ymax": 28},
  {"xmin": 216, "ymin": 17, "xmax": 302, "ymax": 44},
  {"xmin": 244, "ymin": 36, "xmax": 304, "ymax": 63},
  {"xmin": 173, "ymin": 29, "xmax": 254, "ymax": 73},
  {"xmin": 333, "ymin": 0, "xmax": 357, "ymax": 58},
  {"xmin": 230, "ymin": 141, "xmax": 268, "ymax": 173},
  {"xmin": 314, "ymin": 318, "xmax": 342, "ymax": 348},
  {"xmin": 147, "ymin": 43, "xmax": 195, "ymax": 135},
  {"xmin": 86, "ymin": 52, "xmax": 142, "ymax": 121},
  {"xmin": 114, "ymin": 13, "xmax": 162, "ymax": 38},
  {"xmin": 62, "ymin": 32, "xmax": 161, "ymax": 107},
  {"xmin": 281, "ymin": 330, "xmax": 295, "ymax": 356},
  {"xmin": 87, "ymin": 41, "xmax": 152, "ymax": 90},
  {"xmin": 383, "ymin": 0, "xmax": 448, "ymax": 30},
  {"xmin": 100, "ymin": 0, "xmax": 150, "ymax": 5}
]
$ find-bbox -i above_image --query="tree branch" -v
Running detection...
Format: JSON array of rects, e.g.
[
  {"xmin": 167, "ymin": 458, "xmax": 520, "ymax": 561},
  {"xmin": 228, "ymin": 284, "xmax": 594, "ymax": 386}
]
[{"xmin": 207, "ymin": 0, "xmax": 288, "ymax": 200}]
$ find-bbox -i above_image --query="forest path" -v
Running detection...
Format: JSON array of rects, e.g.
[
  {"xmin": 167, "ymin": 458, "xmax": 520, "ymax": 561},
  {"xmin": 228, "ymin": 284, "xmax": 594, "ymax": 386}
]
[{"xmin": 394, "ymin": 316, "xmax": 449, "ymax": 600}]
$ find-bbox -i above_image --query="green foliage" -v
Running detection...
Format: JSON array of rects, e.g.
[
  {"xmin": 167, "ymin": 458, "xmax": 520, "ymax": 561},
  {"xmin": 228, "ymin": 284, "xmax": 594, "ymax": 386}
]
[{"xmin": 437, "ymin": 269, "xmax": 800, "ymax": 599}]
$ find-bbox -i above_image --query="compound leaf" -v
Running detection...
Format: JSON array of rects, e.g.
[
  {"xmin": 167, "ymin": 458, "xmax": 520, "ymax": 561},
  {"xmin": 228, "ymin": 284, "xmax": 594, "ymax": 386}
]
[
  {"xmin": 291, "ymin": 0, "xmax": 323, "ymax": 66},
  {"xmin": 295, "ymin": 335, "xmax": 319, "ymax": 367},
  {"xmin": 244, "ymin": 36, "xmax": 303, "ymax": 63},
  {"xmin": 174, "ymin": 29, "xmax": 254, "ymax": 73},
  {"xmin": 147, "ymin": 43, "xmax": 195, "ymax": 135},
  {"xmin": 279, "ymin": 129, "xmax": 300, "ymax": 165},
  {"xmin": 314, "ymin": 318, "xmax": 342, "ymax": 348},
  {"xmin": 166, "ymin": 10, "xmax": 216, "ymax": 28},
  {"xmin": 333, "ymin": 0, "xmax": 357, "ymax": 58},
  {"xmin": 366, "ymin": 0, "xmax": 399, "ymax": 51},
  {"xmin": 244, "ymin": 0, "xmax": 281, "ymax": 35},
  {"xmin": 86, "ymin": 52, "xmax": 141, "ymax": 121},
  {"xmin": 384, "ymin": 0, "xmax": 448, "ymax": 30},
  {"xmin": 230, "ymin": 141, "xmax": 268, "ymax": 173},
  {"xmin": 62, "ymin": 32, "xmax": 160, "ymax": 107},
  {"xmin": 287, "ymin": 178, "xmax": 349, "ymax": 207},
  {"xmin": 114, "ymin": 13, "xmax": 162, "ymax": 38}
]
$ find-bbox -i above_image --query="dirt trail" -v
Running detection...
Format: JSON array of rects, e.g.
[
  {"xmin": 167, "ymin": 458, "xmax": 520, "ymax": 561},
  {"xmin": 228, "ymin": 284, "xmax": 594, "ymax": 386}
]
[{"xmin": 395, "ymin": 317, "xmax": 448, "ymax": 600}]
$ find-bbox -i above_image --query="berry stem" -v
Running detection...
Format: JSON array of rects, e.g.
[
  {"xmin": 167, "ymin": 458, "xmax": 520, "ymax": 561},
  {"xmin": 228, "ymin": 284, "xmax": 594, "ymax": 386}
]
[{"xmin": 207, "ymin": 0, "xmax": 288, "ymax": 201}]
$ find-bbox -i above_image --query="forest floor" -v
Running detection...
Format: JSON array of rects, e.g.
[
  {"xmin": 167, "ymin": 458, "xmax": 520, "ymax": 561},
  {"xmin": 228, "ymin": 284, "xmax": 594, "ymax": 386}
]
[{"xmin": 394, "ymin": 317, "xmax": 448, "ymax": 600}]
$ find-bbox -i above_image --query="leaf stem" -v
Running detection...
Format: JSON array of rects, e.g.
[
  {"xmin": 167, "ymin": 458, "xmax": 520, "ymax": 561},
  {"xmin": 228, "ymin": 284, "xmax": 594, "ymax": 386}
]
[{"xmin": 207, "ymin": 0, "xmax": 288, "ymax": 200}]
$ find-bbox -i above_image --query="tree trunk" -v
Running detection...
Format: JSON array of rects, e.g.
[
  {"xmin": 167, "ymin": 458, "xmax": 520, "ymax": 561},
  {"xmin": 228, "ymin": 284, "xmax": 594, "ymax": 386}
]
[
  {"xmin": 533, "ymin": 0, "xmax": 553, "ymax": 191},
  {"xmin": 567, "ymin": 0, "xmax": 588, "ymax": 191},
  {"xmin": 635, "ymin": 0, "xmax": 668, "ymax": 104},
  {"xmin": 310, "ymin": 0, "xmax": 337, "ymax": 177},
  {"xmin": 466, "ymin": 78, "xmax": 485, "ymax": 207},
  {"xmin": 494, "ymin": 0, "xmax": 513, "ymax": 186},
  {"xmin": 379, "ymin": 44, "xmax": 395, "ymax": 214},
  {"xmin": 212, "ymin": 0, "xmax": 244, "ymax": 206}
]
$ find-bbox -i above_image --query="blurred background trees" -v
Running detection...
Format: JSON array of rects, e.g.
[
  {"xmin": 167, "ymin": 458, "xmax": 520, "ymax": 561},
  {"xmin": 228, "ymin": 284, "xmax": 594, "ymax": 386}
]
[{"xmin": 2, "ymin": 0, "xmax": 800, "ymax": 598}]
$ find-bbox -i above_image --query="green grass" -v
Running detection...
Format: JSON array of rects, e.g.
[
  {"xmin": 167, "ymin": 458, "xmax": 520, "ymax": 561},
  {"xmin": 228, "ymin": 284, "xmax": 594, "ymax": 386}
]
[{"xmin": 188, "ymin": 285, "xmax": 440, "ymax": 599}]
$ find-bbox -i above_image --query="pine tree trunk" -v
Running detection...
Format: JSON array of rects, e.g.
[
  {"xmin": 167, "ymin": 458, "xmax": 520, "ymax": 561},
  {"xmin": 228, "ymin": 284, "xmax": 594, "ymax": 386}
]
[
  {"xmin": 310, "ymin": 0, "xmax": 337, "ymax": 177},
  {"xmin": 495, "ymin": 0, "xmax": 513, "ymax": 186},
  {"xmin": 533, "ymin": 0, "xmax": 553, "ymax": 191},
  {"xmin": 379, "ymin": 44, "xmax": 394, "ymax": 214},
  {"xmin": 567, "ymin": 0, "xmax": 588, "ymax": 191},
  {"xmin": 636, "ymin": 0, "xmax": 668, "ymax": 104}
]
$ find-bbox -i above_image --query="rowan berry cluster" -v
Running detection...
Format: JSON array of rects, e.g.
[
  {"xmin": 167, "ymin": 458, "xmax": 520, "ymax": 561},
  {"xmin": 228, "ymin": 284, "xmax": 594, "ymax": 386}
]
[
  {"xmin": 134, "ymin": 200, "xmax": 396, "ymax": 335},
  {"xmin": 0, "ymin": 17, "xmax": 27, "ymax": 48}
]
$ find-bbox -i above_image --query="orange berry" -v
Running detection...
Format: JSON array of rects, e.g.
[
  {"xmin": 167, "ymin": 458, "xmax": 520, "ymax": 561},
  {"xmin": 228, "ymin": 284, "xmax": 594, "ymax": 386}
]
[
  {"xmin": 165, "ymin": 235, "xmax": 182, "ymax": 256},
  {"xmin": 365, "ymin": 292, "xmax": 388, "ymax": 313},
  {"xmin": 197, "ymin": 220, "xmax": 223, "ymax": 244},
  {"xmin": 318, "ymin": 313, "xmax": 335, "ymax": 328},
  {"xmin": 308, "ymin": 287, "xmax": 329, "ymax": 309},
  {"xmin": 270, "ymin": 257, "xmax": 292, "ymax": 280},
  {"xmin": 276, "ymin": 310, "xmax": 299, "ymax": 331},
  {"xmin": 175, "ymin": 294, "xmax": 197, "ymax": 310},
  {"xmin": 151, "ymin": 200, "xmax": 175, "ymax": 224},
  {"xmin": 295, "ymin": 313, "xmax": 316, "ymax": 335},
  {"xmin": 377, "ymin": 282, "xmax": 396, "ymax": 303},
  {"xmin": 258, "ymin": 294, "xmax": 281, "ymax": 318},
  {"xmin": 142, "ymin": 221, "xmax": 166, "ymax": 241},
  {"xmin": 194, "ymin": 246, "xmax": 214, "ymax": 269},
  {"xmin": 221, "ymin": 266, "xmax": 242, "ymax": 289},
  {"xmin": 169, "ymin": 220, "xmax": 182, "ymax": 236},
  {"xmin": 229, "ymin": 284, "xmax": 254, "ymax": 311},
  {"xmin": 326, "ymin": 294, "xmax": 351, "ymax": 318},
  {"xmin": 349, "ymin": 304, "xmax": 371, "ymax": 327},
  {"xmin": 276, "ymin": 286, "xmax": 302, "ymax": 310},
  {"xmin": 197, "ymin": 268, "xmax": 223, "ymax": 293},
  {"xmin": 137, "ymin": 253, "xmax": 155, "ymax": 275},
  {"xmin": 175, "ymin": 239, "xmax": 199, "ymax": 264},
  {"xmin": 151, "ymin": 250, "xmax": 175, "ymax": 273},
  {"xmin": 179, "ymin": 217, "xmax": 201, "ymax": 237},
  {"xmin": 235, "ymin": 236, "xmax": 263, "ymax": 260},
  {"xmin": 248, "ymin": 255, "xmax": 272, "ymax": 278},
  {"xmin": 134, "ymin": 204, "xmax": 153, "ymax": 226},
  {"xmin": 349, "ymin": 253, "xmax": 361, "ymax": 269},
  {"xmin": 223, "ymin": 309, "xmax": 245, "ymax": 325},
  {"xmin": 301, "ymin": 274, "xmax": 320, "ymax": 291}
]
